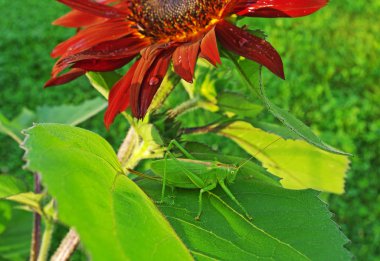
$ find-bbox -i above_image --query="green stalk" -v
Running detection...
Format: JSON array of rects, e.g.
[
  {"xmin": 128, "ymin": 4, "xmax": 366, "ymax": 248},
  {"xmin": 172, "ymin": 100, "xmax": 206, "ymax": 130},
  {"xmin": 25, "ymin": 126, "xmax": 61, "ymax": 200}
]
[
  {"xmin": 37, "ymin": 221, "xmax": 54, "ymax": 261},
  {"xmin": 167, "ymin": 98, "xmax": 199, "ymax": 119}
]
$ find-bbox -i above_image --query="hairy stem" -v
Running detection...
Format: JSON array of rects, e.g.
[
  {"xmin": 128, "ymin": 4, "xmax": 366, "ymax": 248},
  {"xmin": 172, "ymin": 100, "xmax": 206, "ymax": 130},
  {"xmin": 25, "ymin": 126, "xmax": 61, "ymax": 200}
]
[
  {"xmin": 30, "ymin": 174, "xmax": 42, "ymax": 261},
  {"xmin": 167, "ymin": 98, "xmax": 199, "ymax": 119},
  {"xmin": 51, "ymin": 229, "xmax": 80, "ymax": 261},
  {"xmin": 117, "ymin": 126, "xmax": 139, "ymax": 168},
  {"xmin": 37, "ymin": 221, "xmax": 54, "ymax": 261}
]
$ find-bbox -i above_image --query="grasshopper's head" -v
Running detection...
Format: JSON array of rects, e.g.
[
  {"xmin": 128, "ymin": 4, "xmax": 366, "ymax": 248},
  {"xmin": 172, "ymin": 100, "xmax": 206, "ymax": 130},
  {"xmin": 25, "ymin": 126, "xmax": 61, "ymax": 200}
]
[{"xmin": 227, "ymin": 166, "xmax": 239, "ymax": 183}]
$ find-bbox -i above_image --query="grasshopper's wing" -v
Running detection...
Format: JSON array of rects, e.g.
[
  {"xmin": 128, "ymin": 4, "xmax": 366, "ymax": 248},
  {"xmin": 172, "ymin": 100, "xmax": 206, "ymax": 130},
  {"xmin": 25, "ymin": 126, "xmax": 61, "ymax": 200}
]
[{"xmin": 150, "ymin": 159, "xmax": 209, "ymax": 189}]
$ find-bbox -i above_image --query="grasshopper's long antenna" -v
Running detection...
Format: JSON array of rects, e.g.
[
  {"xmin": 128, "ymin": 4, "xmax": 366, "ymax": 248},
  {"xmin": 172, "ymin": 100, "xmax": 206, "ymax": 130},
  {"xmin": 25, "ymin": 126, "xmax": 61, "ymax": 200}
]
[
  {"xmin": 127, "ymin": 168, "xmax": 162, "ymax": 181},
  {"xmin": 236, "ymin": 137, "xmax": 282, "ymax": 172}
]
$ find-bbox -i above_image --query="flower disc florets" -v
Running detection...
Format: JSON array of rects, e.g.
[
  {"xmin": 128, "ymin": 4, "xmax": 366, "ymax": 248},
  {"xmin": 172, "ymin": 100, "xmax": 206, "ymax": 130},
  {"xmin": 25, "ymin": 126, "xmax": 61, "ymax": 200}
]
[{"xmin": 128, "ymin": 0, "xmax": 228, "ymax": 40}]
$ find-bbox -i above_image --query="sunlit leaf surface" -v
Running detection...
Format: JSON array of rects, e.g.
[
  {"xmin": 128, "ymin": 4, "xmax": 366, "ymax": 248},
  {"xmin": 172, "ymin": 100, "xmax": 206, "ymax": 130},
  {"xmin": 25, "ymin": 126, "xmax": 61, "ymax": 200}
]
[{"xmin": 219, "ymin": 121, "xmax": 350, "ymax": 194}]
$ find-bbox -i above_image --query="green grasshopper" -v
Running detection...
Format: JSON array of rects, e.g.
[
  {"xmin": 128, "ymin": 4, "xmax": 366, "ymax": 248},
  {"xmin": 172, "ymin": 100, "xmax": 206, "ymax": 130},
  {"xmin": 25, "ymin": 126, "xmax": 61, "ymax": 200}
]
[{"xmin": 129, "ymin": 139, "xmax": 279, "ymax": 220}]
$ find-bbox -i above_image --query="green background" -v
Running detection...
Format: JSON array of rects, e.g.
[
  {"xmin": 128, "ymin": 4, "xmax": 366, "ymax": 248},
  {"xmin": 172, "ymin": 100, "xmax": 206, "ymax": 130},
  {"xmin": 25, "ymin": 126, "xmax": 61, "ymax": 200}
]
[{"xmin": 0, "ymin": 0, "xmax": 379, "ymax": 259}]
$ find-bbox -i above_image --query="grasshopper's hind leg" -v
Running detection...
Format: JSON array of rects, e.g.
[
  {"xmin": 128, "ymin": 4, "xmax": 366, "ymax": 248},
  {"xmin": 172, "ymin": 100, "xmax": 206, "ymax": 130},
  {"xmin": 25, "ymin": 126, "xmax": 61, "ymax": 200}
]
[
  {"xmin": 195, "ymin": 183, "xmax": 217, "ymax": 221},
  {"xmin": 219, "ymin": 180, "xmax": 253, "ymax": 220}
]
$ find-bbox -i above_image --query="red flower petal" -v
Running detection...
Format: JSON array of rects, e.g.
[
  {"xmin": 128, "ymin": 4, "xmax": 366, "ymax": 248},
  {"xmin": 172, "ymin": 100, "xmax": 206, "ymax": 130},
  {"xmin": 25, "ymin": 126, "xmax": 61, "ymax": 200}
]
[
  {"xmin": 129, "ymin": 45, "xmax": 163, "ymax": 117},
  {"xmin": 44, "ymin": 68, "xmax": 85, "ymax": 88},
  {"xmin": 200, "ymin": 28, "xmax": 221, "ymax": 66},
  {"xmin": 52, "ymin": 36, "xmax": 149, "ymax": 76},
  {"xmin": 137, "ymin": 53, "xmax": 172, "ymax": 118},
  {"xmin": 105, "ymin": 45, "xmax": 174, "ymax": 125},
  {"xmin": 57, "ymin": 0, "xmax": 127, "ymax": 19},
  {"xmin": 72, "ymin": 58, "xmax": 132, "ymax": 71},
  {"xmin": 216, "ymin": 20, "xmax": 285, "ymax": 79},
  {"xmin": 234, "ymin": 0, "xmax": 329, "ymax": 18},
  {"xmin": 172, "ymin": 40, "xmax": 201, "ymax": 83},
  {"xmin": 51, "ymin": 19, "xmax": 134, "ymax": 58},
  {"xmin": 104, "ymin": 61, "xmax": 139, "ymax": 129},
  {"xmin": 53, "ymin": 10, "xmax": 106, "ymax": 28}
]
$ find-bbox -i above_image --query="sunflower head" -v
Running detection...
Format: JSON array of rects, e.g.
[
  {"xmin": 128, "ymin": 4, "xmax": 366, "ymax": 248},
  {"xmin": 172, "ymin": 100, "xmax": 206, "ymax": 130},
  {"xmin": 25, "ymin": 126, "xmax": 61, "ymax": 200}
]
[{"xmin": 45, "ymin": 0, "xmax": 328, "ymax": 128}]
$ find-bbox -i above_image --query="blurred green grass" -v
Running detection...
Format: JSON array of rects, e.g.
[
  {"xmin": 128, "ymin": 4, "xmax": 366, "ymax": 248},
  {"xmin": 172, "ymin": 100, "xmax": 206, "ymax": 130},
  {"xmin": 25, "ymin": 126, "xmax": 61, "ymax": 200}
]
[{"xmin": 0, "ymin": 0, "xmax": 379, "ymax": 259}]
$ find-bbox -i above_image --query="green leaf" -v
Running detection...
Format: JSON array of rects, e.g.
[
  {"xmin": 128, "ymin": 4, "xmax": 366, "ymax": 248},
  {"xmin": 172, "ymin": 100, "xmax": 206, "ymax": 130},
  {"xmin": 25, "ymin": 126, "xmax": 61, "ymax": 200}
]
[
  {"xmin": 0, "ymin": 174, "xmax": 43, "ymax": 214},
  {"xmin": 219, "ymin": 121, "xmax": 350, "ymax": 194},
  {"xmin": 36, "ymin": 97, "xmax": 107, "ymax": 126},
  {"xmin": 0, "ymin": 175, "xmax": 27, "ymax": 198},
  {"xmin": 0, "ymin": 109, "xmax": 36, "ymax": 143},
  {"xmin": 86, "ymin": 71, "xmax": 121, "ymax": 98},
  {"xmin": 251, "ymin": 122, "xmax": 300, "ymax": 140},
  {"xmin": 139, "ymin": 175, "xmax": 351, "ymax": 260},
  {"xmin": 6, "ymin": 192, "xmax": 44, "ymax": 215},
  {"xmin": 0, "ymin": 201, "xmax": 12, "ymax": 235},
  {"xmin": 0, "ymin": 207, "xmax": 32, "ymax": 261},
  {"xmin": 217, "ymin": 92, "xmax": 263, "ymax": 118},
  {"xmin": 22, "ymin": 124, "xmax": 192, "ymax": 260},
  {"xmin": 0, "ymin": 98, "xmax": 107, "ymax": 143},
  {"xmin": 225, "ymin": 51, "xmax": 350, "ymax": 156},
  {"xmin": 263, "ymin": 101, "xmax": 350, "ymax": 156}
]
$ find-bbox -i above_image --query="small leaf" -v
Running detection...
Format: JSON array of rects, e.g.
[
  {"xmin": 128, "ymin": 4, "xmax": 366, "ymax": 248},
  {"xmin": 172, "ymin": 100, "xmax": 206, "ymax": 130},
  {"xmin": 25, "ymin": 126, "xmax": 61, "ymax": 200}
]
[
  {"xmin": 22, "ymin": 124, "xmax": 192, "ymax": 260},
  {"xmin": 252, "ymin": 121, "xmax": 300, "ymax": 140},
  {"xmin": 217, "ymin": 92, "xmax": 263, "ymax": 117},
  {"xmin": 0, "ymin": 109, "xmax": 36, "ymax": 143},
  {"xmin": 36, "ymin": 97, "xmax": 107, "ymax": 126},
  {"xmin": 264, "ymin": 101, "xmax": 350, "ymax": 156},
  {"xmin": 219, "ymin": 121, "xmax": 350, "ymax": 194},
  {"xmin": 6, "ymin": 192, "xmax": 44, "ymax": 215},
  {"xmin": 139, "ymin": 175, "xmax": 351, "ymax": 260},
  {"xmin": 0, "ymin": 175, "xmax": 27, "ymax": 198},
  {"xmin": 86, "ymin": 71, "xmax": 121, "ymax": 98}
]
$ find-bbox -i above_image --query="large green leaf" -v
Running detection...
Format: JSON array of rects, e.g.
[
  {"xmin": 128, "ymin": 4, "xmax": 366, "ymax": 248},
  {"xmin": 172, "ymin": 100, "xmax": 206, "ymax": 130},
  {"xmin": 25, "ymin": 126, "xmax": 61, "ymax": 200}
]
[
  {"xmin": 22, "ymin": 124, "xmax": 192, "ymax": 260},
  {"xmin": 219, "ymin": 121, "xmax": 350, "ymax": 194},
  {"xmin": 225, "ymin": 51, "xmax": 350, "ymax": 156},
  {"xmin": 139, "ymin": 175, "xmax": 351, "ymax": 260}
]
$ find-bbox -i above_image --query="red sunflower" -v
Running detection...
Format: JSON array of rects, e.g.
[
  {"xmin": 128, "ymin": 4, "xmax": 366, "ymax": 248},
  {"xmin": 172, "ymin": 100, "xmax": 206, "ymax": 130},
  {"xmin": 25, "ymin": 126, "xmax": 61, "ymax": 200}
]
[{"xmin": 46, "ymin": 0, "xmax": 328, "ymax": 128}]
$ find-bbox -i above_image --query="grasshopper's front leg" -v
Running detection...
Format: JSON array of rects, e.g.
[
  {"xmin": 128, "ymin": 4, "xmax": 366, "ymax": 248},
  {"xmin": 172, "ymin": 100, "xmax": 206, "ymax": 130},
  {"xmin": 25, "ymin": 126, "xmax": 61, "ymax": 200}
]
[
  {"xmin": 219, "ymin": 179, "xmax": 253, "ymax": 220},
  {"xmin": 196, "ymin": 182, "xmax": 217, "ymax": 221}
]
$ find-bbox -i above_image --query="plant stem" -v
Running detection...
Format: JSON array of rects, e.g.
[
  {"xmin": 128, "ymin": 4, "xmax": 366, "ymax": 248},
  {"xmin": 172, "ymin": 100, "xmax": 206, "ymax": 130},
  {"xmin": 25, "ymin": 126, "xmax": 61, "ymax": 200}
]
[
  {"xmin": 117, "ymin": 126, "xmax": 139, "ymax": 168},
  {"xmin": 37, "ymin": 221, "xmax": 54, "ymax": 261},
  {"xmin": 51, "ymin": 229, "xmax": 80, "ymax": 261},
  {"xmin": 167, "ymin": 98, "xmax": 199, "ymax": 119},
  {"xmin": 30, "ymin": 174, "xmax": 42, "ymax": 261}
]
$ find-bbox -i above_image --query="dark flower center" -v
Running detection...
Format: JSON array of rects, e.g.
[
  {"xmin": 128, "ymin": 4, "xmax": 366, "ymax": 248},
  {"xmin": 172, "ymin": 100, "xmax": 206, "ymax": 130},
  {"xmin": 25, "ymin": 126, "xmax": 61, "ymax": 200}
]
[{"xmin": 128, "ymin": 0, "xmax": 228, "ymax": 40}]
